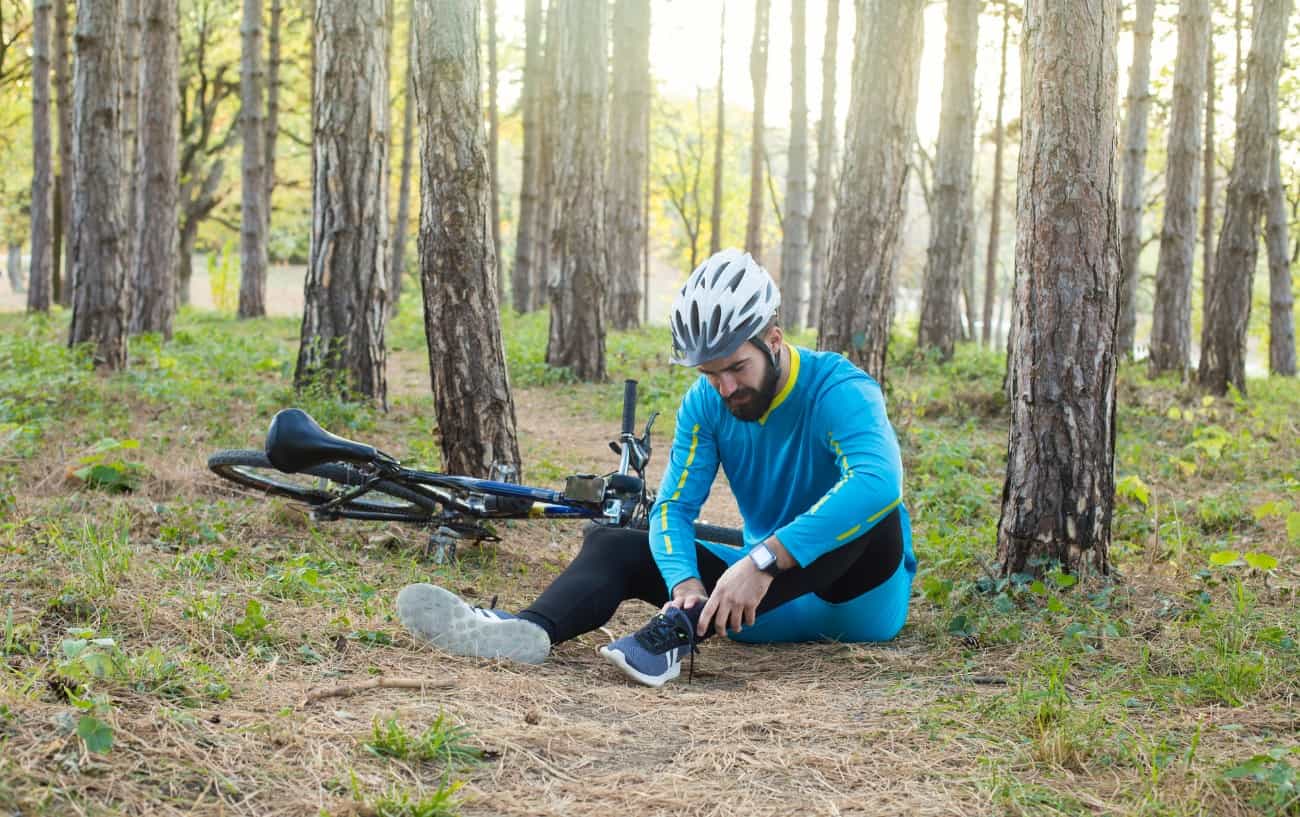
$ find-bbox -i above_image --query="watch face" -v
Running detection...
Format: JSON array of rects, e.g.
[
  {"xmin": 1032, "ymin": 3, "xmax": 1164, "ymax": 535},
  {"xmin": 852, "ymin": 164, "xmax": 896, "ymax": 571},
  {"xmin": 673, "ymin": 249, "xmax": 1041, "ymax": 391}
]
[{"xmin": 750, "ymin": 544, "xmax": 776, "ymax": 570}]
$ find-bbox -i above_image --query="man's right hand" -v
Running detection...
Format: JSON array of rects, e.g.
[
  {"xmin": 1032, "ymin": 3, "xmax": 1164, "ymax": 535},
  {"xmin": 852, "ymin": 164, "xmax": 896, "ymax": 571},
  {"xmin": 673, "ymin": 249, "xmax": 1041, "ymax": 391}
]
[{"xmin": 664, "ymin": 578, "xmax": 708, "ymax": 613}]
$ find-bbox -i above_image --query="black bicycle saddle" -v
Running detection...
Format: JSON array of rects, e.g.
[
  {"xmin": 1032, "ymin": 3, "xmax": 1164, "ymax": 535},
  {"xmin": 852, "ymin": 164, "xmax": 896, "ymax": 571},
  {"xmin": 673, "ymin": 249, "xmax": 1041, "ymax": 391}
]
[{"xmin": 265, "ymin": 408, "xmax": 380, "ymax": 473}]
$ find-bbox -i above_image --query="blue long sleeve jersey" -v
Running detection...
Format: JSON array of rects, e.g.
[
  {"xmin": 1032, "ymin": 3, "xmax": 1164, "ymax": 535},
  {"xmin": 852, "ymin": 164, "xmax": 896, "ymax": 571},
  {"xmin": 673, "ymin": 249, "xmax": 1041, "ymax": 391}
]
[{"xmin": 649, "ymin": 345, "xmax": 906, "ymax": 593}]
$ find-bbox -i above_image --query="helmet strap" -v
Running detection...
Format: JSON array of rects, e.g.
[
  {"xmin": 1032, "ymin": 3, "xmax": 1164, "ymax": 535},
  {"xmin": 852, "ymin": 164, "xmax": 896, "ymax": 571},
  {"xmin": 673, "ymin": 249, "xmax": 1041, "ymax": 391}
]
[{"xmin": 749, "ymin": 336, "xmax": 781, "ymax": 381}]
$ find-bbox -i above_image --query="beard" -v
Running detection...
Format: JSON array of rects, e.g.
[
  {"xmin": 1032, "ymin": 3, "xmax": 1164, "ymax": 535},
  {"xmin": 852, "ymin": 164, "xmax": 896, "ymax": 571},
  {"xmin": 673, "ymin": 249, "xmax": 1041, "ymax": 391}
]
[{"xmin": 724, "ymin": 356, "xmax": 780, "ymax": 422}]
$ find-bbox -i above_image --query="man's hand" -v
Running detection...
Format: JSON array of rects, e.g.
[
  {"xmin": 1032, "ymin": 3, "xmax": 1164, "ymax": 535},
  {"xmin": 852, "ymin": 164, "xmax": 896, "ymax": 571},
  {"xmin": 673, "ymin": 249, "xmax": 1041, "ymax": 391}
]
[
  {"xmin": 697, "ymin": 557, "xmax": 773, "ymax": 638},
  {"xmin": 664, "ymin": 578, "xmax": 709, "ymax": 614}
]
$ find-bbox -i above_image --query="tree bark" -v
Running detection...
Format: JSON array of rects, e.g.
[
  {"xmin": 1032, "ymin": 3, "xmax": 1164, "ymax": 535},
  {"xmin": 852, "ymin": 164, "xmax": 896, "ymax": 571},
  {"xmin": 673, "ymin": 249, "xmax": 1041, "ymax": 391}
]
[
  {"xmin": 389, "ymin": 0, "xmax": 416, "ymax": 318},
  {"xmin": 606, "ymin": 0, "xmax": 650, "ymax": 330},
  {"xmin": 122, "ymin": 0, "xmax": 141, "ymax": 291},
  {"xmin": 807, "ymin": 0, "xmax": 839, "ymax": 333},
  {"xmin": 1265, "ymin": 132, "xmax": 1296, "ymax": 376},
  {"xmin": 295, "ymin": 0, "xmax": 390, "ymax": 404},
  {"xmin": 239, "ymin": 0, "xmax": 268, "ymax": 318},
  {"xmin": 511, "ymin": 0, "xmax": 543, "ymax": 313},
  {"xmin": 779, "ymin": 0, "xmax": 810, "ymax": 331},
  {"xmin": 28, "ymin": 0, "xmax": 54, "ymax": 312},
  {"xmin": 709, "ymin": 2, "xmax": 726, "ymax": 257},
  {"xmin": 818, "ymin": 0, "xmax": 925, "ymax": 380},
  {"xmin": 1198, "ymin": 0, "xmax": 1292, "ymax": 395},
  {"xmin": 918, "ymin": 0, "xmax": 978, "ymax": 360},
  {"xmin": 266, "ymin": 0, "xmax": 282, "ymax": 212},
  {"xmin": 68, "ymin": 0, "xmax": 129, "ymax": 370},
  {"xmin": 54, "ymin": 0, "xmax": 73, "ymax": 306},
  {"xmin": 997, "ymin": 0, "xmax": 1120, "ymax": 579},
  {"xmin": 486, "ymin": 0, "xmax": 501, "ymax": 300},
  {"xmin": 745, "ymin": 0, "xmax": 770, "ymax": 260},
  {"xmin": 1149, "ymin": 0, "xmax": 1209, "ymax": 378},
  {"xmin": 533, "ymin": 2, "xmax": 562, "ymax": 313},
  {"xmin": 413, "ymin": 0, "xmax": 521, "ymax": 478},
  {"xmin": 545, "ymin": 0, "xmax": 607, "ymax": 381},
  {"xmin": 1202, "ymin": 14, "xmax": 1216, "ymax": 320},
  {"xmin": 982, "ymin": 0, "xmax": 1011, "ymax": 347},
  {"xmin": 1116, "ymin": 0, "xmax": 1156, "ymax": 359},
  {"xmin": 129, "ymin": 0, "xmax": 180, "ymax": 338},
  {"xmin": 7, "ymin": 244, "xmax": 22, "ymax": 294}
]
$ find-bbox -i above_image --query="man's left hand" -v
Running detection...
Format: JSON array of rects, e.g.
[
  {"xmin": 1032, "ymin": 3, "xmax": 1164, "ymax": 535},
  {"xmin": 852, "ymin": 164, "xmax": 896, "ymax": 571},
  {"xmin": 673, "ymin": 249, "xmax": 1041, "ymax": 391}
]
[{"xmin": 697, "ymin": 557, "xmax": 774, "ymax": 638}]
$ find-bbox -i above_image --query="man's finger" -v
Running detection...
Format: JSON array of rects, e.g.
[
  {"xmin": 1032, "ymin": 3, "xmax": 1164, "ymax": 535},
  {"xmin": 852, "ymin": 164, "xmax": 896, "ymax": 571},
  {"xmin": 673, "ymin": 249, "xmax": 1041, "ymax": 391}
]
[
  {"xmin": 698, "ymin": 594, "xmax": 719, "ymax": 637},
  {"xmin": 713, "ymin": 600, "xmax": 730, "ymax": 638},
  {"xmin": 743, "ymin": 604, "xmax": 756, "ymax": 628}
]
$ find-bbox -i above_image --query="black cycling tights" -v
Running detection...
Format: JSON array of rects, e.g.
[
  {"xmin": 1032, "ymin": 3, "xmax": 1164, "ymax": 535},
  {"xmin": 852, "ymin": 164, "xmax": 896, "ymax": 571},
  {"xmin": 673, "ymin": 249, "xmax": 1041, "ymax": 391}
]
[{"xmin": 517, "ymin": 509, "xmax": 903, "ymax": 645}]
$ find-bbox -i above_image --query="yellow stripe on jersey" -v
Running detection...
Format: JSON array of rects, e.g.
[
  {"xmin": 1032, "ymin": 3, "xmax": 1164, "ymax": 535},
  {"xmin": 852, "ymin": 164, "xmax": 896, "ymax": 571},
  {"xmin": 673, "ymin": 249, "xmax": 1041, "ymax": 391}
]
[
  {"xmin": 661, "ymin": 424, "xmax": 702, "ymax": 555},
  {"xmin": 758, "ymin": 345, "xmax": 801, "ymax": 425}
]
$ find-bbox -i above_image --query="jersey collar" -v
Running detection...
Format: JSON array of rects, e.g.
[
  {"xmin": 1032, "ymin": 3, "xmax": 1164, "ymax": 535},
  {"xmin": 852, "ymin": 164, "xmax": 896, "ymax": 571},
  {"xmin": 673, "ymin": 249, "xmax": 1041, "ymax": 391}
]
[{"xmin": 758, "ymin": 344, "xmax": 801, "ymax": 426}]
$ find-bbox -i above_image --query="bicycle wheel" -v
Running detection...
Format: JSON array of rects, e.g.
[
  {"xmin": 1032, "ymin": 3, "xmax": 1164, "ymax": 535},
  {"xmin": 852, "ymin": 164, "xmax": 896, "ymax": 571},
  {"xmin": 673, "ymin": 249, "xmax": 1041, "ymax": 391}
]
[{"xmin": 208, "ymin": 450, "xmax": 438, "ymax": 522}]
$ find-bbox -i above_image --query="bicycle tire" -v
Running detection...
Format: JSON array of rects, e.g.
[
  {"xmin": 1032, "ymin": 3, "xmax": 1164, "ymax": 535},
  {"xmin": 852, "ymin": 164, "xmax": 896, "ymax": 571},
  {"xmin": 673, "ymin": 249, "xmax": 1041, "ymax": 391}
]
[{"xmin": 207, "ymin": 450, "xmax": 438, "ymax": 522}]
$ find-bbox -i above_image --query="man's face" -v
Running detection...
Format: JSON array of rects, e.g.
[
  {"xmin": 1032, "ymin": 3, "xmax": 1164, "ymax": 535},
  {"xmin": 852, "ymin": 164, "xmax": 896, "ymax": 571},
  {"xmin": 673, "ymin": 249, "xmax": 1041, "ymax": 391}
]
[{"xmin": 698, "ymin": 336, "xmax": 781, "ymax": 422}]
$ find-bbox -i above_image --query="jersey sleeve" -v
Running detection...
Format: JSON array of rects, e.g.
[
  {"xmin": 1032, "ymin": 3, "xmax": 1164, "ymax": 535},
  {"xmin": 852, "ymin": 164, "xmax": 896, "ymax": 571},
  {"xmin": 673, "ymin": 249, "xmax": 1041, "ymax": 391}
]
[
  {"xmin": 648, "ymin": 386, "xmax": 720, "ymax": 593},
  {"xmin": 772, "ymin": 376, "xmax": 903, "ymax": 566}
]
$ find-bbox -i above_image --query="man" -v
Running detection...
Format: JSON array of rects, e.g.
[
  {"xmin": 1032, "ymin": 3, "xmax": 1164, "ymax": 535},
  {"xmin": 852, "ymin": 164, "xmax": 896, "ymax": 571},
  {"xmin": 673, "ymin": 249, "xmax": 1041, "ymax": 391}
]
[{"xmin": 397, "ymin": 249, "xmax": 916, "ymax": 687}]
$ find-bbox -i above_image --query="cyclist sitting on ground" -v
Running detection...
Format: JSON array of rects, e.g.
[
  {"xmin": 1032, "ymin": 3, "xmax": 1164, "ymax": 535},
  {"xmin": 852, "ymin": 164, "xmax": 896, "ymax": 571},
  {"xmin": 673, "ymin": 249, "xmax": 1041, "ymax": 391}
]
[{"xmin": 396, "ymin": 248, "xmax": 917, "ymax": 687}]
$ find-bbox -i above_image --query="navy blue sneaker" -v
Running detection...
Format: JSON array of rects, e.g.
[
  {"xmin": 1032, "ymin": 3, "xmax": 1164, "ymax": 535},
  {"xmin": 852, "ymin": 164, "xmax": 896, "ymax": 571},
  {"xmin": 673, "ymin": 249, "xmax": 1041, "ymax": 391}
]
[
  {"xmin": 397, "ymin": 583, "xmax": 550, "ymax": 664},
  {"xmin": 599, "ymin": 606, "xmax": 698, "ymax": 687}
]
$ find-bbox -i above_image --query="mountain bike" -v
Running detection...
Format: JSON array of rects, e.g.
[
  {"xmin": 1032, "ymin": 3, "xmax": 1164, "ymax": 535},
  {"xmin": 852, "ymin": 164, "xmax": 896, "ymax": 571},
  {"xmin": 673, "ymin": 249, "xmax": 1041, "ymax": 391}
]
[{"xmin": 207, "ymin": 380, "xmax": 743, "ymax": 562}]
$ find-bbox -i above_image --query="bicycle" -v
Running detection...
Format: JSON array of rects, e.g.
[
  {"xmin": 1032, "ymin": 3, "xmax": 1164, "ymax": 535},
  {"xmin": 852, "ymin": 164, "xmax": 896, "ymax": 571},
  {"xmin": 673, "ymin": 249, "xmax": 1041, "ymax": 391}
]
[{"xmin": 207, "ymin": 380, "xmax": 743, "ymax": 562}]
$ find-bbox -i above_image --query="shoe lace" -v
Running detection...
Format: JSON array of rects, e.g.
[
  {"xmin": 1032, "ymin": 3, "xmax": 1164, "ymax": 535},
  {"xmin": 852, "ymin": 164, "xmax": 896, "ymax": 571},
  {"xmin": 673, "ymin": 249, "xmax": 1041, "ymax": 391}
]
[{"xmin": 634, "ymin": 607, "xmax": 698, "ymax": 683}]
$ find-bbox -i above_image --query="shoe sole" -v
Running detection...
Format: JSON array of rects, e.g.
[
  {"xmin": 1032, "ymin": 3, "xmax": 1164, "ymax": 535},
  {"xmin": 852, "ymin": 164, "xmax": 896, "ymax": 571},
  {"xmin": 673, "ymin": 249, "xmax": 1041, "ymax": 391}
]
[
  {"xmin": 598, "ymin": 644, "xmax": 680, "ymax": 688},
  {"xmin": 396, "ymin": 583, "xmax": 550, "ymax": 665}
]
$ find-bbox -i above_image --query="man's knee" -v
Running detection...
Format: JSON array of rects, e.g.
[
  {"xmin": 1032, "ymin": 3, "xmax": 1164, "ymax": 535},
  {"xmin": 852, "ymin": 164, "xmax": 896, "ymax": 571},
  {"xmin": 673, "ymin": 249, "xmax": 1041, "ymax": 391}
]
[{"xmin": 580, "ymin": 524, "xmax": 651, "ymax": 567}]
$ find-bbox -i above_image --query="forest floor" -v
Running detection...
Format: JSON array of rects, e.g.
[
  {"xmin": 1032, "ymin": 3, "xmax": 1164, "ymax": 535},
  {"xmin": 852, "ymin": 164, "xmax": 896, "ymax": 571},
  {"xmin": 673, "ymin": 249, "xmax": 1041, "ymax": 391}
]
[{"xmin": 0, "ymin": 306, "xmax": 1297, "ymax": 817}]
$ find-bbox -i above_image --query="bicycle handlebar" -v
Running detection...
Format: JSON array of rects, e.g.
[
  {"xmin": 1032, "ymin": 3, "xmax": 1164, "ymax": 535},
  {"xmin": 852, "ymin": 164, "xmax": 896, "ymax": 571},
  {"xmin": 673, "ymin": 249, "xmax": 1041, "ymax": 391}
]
[{"xmin": 621, "ymin": 379, "xmax": 637, "ymax": 436}]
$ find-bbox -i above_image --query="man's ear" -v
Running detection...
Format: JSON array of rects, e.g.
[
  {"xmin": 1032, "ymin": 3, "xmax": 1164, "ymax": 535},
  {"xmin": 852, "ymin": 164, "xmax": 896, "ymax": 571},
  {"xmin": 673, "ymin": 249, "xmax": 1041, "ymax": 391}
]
[{"xmin": 767, "ymin": 324, "xmax": 784, "ymax": 349}]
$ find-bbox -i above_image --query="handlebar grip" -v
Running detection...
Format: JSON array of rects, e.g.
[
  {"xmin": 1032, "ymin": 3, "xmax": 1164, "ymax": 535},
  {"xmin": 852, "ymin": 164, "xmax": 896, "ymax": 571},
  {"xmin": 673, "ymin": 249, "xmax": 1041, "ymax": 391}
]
[
  {"xmin": 693, "ymin": 523, "xmax": 745, "ymax": 548},
  {"xmin": 621, "ymin": 379, "xmax": 638, "ymax": 436}
]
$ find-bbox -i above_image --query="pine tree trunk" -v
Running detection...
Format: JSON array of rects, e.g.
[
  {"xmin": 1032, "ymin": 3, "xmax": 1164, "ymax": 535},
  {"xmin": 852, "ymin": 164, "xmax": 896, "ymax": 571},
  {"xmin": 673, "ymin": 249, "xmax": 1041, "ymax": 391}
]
[
  {"xmin": 818, "ymin": 0, "xmax": 925, "ymax": 380},
  {"xmin": 1198, "ymin": 0, "xmax": 1292, "ymax": 395},
  {"xmin": 1149, "ymin": 0, "xmax": 1209, "ymax": 378},
  {"xmin": 295, "ymin": 0, "xmax": 390, "ymax": 404},
  {"xmin": 1117, "ymin": 0, "xmax": 1156, "ymax": 359},
  {"xmin": 55, "ymin": 0, "xmax": 73, "ymax": 306},
  {"xmin": 511, "ymin": 0, "xmax": 542, "ymax": 313},
  {"xmin": 918, "ymin": 0, "xmax": 978, "ymax": 360},
  {"xmin": 982, "ymin": 0, "xmax": 1011, "ymax": 347},
  {"xmin": 545, "ymin": 0, "xmax": 607, "ymax": 381},
  {"xmin": 7, "ymin": 245, "xmax": 22, "ymax": 294},
  {"xmin": 266, "ymin": 0, "xmax": 282, "ymax": 211},
  {"xmin": 486, "ymin": 0, "xmax": 501, "ymax": 298},
  {"xmin": 1265, "ymin": 133, "xmax": 1296, "ymax": 376},
  {"xmin": 413, "ymin": 0, "xmax": 521, "ymax": 477},
  {"xmin": 239, "ymin": 0, "xmax": 268, "ymax": 318},
  {"xmin": 745, "ymin": 0, "xmax": 770, "ymax": 260},
  {"xmin": 68, "ymin": 0, "xmax": 129, "ymax": 370},
  {"xmin": 28, "ymin": 0, "xmax": 54, "ymax": 313},
  {"xmin": 1202, "ymin": 18, "xmax": 1216, "ymax": 318},
  {"xmin": 129, "ymin": 0, "xmax": 180, "ymax": 338},
  {"xmin": 998, "ymin": 0, "xmax": 1120, "ymax": 578},
  {"xmin": 122, "ymin": 0, "xmax": 141, "ymax": 292},
  {"xmin": 709, "ymin": 2, "xmax": 726, "ymax": 256},
  {"xmin": 606, "ymin": 0, "xmax": 650, "ymax": 330},
  {"xmin": 389, "ymin": 0, "xmax": 416, "ymax": 317},
  {"xmin": 779, "ymin": 0, "xmax": 810, "ymax": 331},
  {"xmin": 807, "ymin": 0, "xmax": 839, "ymax": 332},
  {"xmin": 533, "ymin": 3, "xmax": 562, "ymax": 313}
]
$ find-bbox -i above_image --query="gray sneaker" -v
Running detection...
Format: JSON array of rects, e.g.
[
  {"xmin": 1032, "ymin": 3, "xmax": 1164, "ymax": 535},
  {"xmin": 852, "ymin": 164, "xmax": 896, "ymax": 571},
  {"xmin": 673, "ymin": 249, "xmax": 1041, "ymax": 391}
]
[{"xmin": 396, "ymin": 583, "xmax": 550, "ymax": 665}]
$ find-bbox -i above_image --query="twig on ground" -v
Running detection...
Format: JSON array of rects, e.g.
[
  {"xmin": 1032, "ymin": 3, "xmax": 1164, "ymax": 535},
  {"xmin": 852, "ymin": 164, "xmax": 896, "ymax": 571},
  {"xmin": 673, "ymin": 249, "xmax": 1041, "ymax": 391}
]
[{"xmin": 300, "ymin": 676, "xmax": 455, "ymax": 707}]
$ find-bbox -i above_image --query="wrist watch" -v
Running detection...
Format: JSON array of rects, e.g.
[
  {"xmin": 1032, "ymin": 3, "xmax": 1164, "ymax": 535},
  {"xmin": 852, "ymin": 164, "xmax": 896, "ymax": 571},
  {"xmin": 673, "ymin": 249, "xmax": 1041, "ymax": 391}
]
[{"xmin": 749, "ymin": 543, "xmax": 781, "ymax": 575}]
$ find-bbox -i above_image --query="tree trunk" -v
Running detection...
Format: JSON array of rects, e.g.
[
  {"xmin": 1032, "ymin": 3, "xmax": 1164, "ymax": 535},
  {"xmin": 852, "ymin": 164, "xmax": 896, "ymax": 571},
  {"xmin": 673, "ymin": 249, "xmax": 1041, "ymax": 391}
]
[
  {"xmin": 295, "ymin": 0, "xmax": 390, "ymax": 404},
  {"xmin": 179, "ymin": 222, "xmax": 198, "ymax": 306},
  {"xmin": 1116, "ymin": 0, "xmax": 1156, "ymax": 359},
  {"xmin": 818, "ymin": 0, "xmax": 925, "ymax": 380},
  {"xmin": 982, "ymin": 0, "xmax": 1011, "ymax": 347},
  {"xmin": 745, "ymin": 0, "xmax": 770, "ymax": 260},
  {"xmin": 122, "ymin": 0, "xmax": 141, "ymax": 293},
  {"xmin": 1202, "ymin": 15, "xmax": 1216, "ymax": 320},
  {"xmin": 1198, "ymin": 0, "xmax": 1292, "ymax": 396},
  {"xmin": 545, "ymin": 0, "xmax": 607, "ymax": 381},
  {"xmin": 533, "ymin": 2, "xmax": 562, "ymax": 313},
  {"xmin": 266, "ymin": 0, "xmax": 282, "ymax": 212},
  {"xmin": 68, "ymin": 0, "xmax": 129, "ymax": 370},
  {"xmin": 55, "ymin": 0, "xmax": 73, "ymax": 306},
  {"xmin": 1149, "ymin": 0, "xmax": 1210, "ymax": 378},
  {"xmin": 779, "ymin": 0, "xmax": 810, "ymax": 331},
  {"xmin": 389, "ymin": 0, "xmax": 416, "ymax": 318},
  {"xmin": 918, "ymin": 0, "xmax": 978, "ymax": 360},
  {"xmin": 7, "ymin": 244, "xmax": 22, "ymax": 294},
  {"xmin": 412, "ymin": 0, "xmax": 521, "ymax": 477},
  {"xmin": 606, "ymin": 0, "xmax": 650, "ymax": 330},
  {"xmin": 1265, "ymin": 132, "xmax": 1296, "ymax": 376},
  {"xmin": 998, "ymin": 0, "xmax": 1120, "ymax": 579},
  {"xmin": 239, "ymin": 0, "xmax": 268, "ymax": 318},
  {"xmin": 28, "ymin": 0, "xmax": 54, "ymax": 313},
  {"xmin": 512, "ymin": 0, "xmax": 543, "ymax": 313},
  {"xmin": 807, "ymin": 0, "xmax": 839, "ymax": 332},
  {"xmin": 486, "ymin": 0, "xmax": 502, "ymax": 301},
  {"xmin": 129, "ymin": 0, "xmax": 180, "ymax": 338},
  {"xmin": 709, "ymin": 2, "xmax": 726, "ymax": 257}
]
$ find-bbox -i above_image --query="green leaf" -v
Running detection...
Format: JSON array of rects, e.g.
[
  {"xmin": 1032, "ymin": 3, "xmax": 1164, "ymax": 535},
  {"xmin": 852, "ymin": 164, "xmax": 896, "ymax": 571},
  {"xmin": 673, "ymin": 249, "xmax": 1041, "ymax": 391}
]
[
  {"xmin": 1165, "ymin": 406, "xmax": 1182, "ymax": 421},
  {"xmin": 1116, "ymin": 475, "xmax": 1151, "ymax": 507},
  {"xmin": 1050, "ymin": 571, "xmax": 1078, "ymax": 589},
  {"xmin": 1046, "ymin": 597, "xmax": 1066, "ymax": 613},
  {"xmin": 1287, "ymin": 512, "xmax": 1300, "ymax": 546},
  {"xmin": 1243, "ymin": 552, "xmax": 1278, "ymax": 571},
  {"xmin": 77, "ymin": 715, "xmax": 114, "ymax": 753},
  {"xmin": 1209, "ymin": 550, "xmax": 1242, "ymax": 566},
  {"xmin": 1029, "ymin": 580, "xmax": 1047, "ymax": 596}
]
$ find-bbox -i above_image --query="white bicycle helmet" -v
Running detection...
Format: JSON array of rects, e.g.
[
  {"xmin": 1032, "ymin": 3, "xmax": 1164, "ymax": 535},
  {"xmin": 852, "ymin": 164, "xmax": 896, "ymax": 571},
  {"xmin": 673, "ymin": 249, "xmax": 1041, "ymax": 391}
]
[{"xmin": 669, "ymin": 249, "xmax": 781, "ymax": 366}]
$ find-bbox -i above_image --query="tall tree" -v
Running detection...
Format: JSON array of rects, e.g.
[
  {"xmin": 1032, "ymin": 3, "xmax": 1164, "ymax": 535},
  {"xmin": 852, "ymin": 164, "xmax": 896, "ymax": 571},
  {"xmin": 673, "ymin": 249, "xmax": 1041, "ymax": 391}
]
[
  {"xmin": 918, "ymin": 0, "xmax": 979, "ymax": 360},
  {"xmin": 1265, "ymin": 132, "xmax": 1296, "ymax": 376},
  {"xmin": 818, "ymin": 0, "xmax": 925, "ymax": 379},
  {"xmin": 54, "ymin": 0, "xmax": 72, "ymax": 306},
  {"xmin": 28, "ymin": 0, "xmax": 54, "ymax": 313},
  {"xmin": 511, "ymin": 0, "xmax": 543, "ymax": 312},
  {"xmin": 533, "ymin": 2, "xmax": 562, "ymax": 313},
  {"xmin": 806, "ymin": 0, "xmax": 839, "ymax": 332},
  {"xmin": 779, "ymin": 0, "xmax": 810, "ymax": 331},
  {"xmin": 709, "ymin": 2, "xmax": 726, "ymax": 256},
  {"xmin": 295, "ymin": 0, "xmax": 390, "ymax": 403},
  {"xmin": 413, "ymin": 0, "xmax": 521, "ymax": 477},
  {"xmin": 1116, "ymin": 0, "xmax": 1156, "ymax": 359},
  {"xmin": 485, "ymin": 0, "xmax": 501, "ymax": 292},
  {"xmin": 1198, "ymin": 0, "xmax": 1292, "ymax": 395},
  {"xmin": 545, "ymin": 0, "xmax": 607, "ymax": 381},
  {"xmin": 389, "ymin": 0, "xmax": 416, "ymax": 316},
  {"xmin": 265, "ymin": 0, "xmax": 282, "ymax": 212},
  {"xmin": 239, "ymin": 0, "xmax": 268, "ymax": 318},
  {"xmin": 982, "ymin": 0, "xmax": 1012, "ymax": 346},
  {"xmin": 129, "ymin": 0, "xmax": 180, "ymax": 338},
  {"xmin": 68, "ymin": 0, "xmax": 129, "ymax": 370},
  {"xmin": 606, "ymin": 0, "xmax": 650, "ymax": 329},
  {"xmin": 1149, "ymin": 0, "xmax": 1210, "ymax": 378},
  {"xmin": 122, "ymin": 0, "xmax": 142, "ymax": 283},
  {"xmin": 1202, "ymin": 14, "xmax": 1216, "ymax": 317},
  {"xmin": 744, "ymin": 0, "xmax": 770, "ymax": 260},
  {"xmin": 998, "ymin": 0, "xmax": 1120, "ymax": 578}
]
